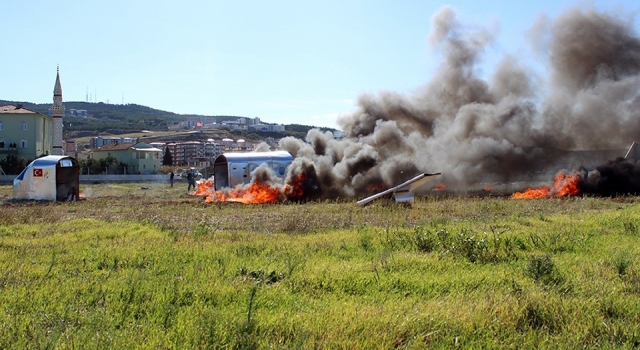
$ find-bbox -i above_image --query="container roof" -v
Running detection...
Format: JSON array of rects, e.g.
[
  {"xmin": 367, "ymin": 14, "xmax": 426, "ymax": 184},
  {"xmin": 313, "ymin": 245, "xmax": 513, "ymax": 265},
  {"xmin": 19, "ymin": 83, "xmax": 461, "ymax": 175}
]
[
  {"xmin": 215, "ymin": 151, "xmax": 293, "ymax": 164},
  {"xmin": 31, "ymin": 155, "xmax": 76, "ymax": 167}
]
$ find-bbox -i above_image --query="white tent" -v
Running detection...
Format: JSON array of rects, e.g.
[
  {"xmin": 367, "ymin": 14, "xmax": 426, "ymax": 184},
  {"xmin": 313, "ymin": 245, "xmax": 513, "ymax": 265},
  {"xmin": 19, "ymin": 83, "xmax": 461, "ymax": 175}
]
[{"xmin": 13, "ymin": 155, "xmax": 80, "ymax": 201}]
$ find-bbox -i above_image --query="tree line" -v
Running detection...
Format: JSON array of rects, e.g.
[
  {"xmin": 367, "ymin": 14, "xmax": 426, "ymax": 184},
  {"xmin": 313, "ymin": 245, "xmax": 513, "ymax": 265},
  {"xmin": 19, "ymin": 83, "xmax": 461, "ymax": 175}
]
[{"xmin": 0, "ymin": 154, "xmax": 126, "ymax": 175}]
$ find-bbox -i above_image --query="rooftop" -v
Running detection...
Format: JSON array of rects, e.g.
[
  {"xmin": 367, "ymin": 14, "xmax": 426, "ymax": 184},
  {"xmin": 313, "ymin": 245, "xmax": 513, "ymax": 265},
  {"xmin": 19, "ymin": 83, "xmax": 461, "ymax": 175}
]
[
  {"xmin": 0, "ymin": 105, "xmax": 39, "ymax": 114},
  {"xmin": 94, "ymin": 143, "xmax": 134, "ymax": 151}
]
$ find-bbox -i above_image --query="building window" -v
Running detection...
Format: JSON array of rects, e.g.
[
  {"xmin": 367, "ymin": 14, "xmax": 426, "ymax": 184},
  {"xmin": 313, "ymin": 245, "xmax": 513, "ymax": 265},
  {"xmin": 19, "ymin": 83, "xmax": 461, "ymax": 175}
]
[
  {"xmin": 21, "ymin": 122, "xmax": 27, "ymax": 131},
  {"xmin": 20, "ymin": 139, "xmax": 27, "ymax": 148},
  {"xmin": 0, "ymin": 139, "xmax": 4, "ymax": 148}
]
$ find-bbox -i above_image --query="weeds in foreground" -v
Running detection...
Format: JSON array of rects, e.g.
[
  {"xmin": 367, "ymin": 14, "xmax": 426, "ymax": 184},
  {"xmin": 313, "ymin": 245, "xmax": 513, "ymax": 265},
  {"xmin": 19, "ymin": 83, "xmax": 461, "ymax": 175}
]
[
  {"xmin": 377, "ymin": 225, "xmax": 521, "ymax": 264},
  {"xmin": 526, "ymin": 254, "xmax": 560, "ymax": 283},
  {"xmin": 1, "ymin": 184, "xmax": 640, "ymax": 348},
  {"xmin": 611, "ymin": 250, "xmax": 633, "ymax": 276}
]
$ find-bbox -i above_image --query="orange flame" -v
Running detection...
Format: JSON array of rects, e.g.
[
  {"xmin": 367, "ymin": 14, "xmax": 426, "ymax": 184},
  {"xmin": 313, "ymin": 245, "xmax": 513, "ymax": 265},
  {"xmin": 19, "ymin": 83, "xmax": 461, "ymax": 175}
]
[
  {"xmin": 283, "ymin": 174, "xmax": 306, "ymax": 199},
  {"xmin": 367, "ymin": 183, "xmax": 388, "ymax": 192},
  {"xmin": 192, "ymin": 178, "xmax": 214, "ymax": 196},
  {"xmin": 433, "ymin": 183, "xmax": 447, "ymax": 191},
  {"xmin": 204, "ymin": 181, "xmax": 281, "ymax": 204},
  {"xmin": 511, "ymin": 173, "xmax": 581, "ymax": 199},
  {"xmin": 484, "ymin": 186, "xmax": 493, "ymax": 192},
  {"xmin": 192, "ymin": 175, "xmax": 307, "ymax": 204}
]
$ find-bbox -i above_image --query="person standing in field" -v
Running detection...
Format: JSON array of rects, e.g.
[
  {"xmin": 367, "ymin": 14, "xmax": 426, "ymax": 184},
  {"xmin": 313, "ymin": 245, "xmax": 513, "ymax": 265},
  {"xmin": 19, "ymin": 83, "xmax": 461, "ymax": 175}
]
[
  {"xmin": 187, "ymin": 170, "xmax": 195, "ymax": 191},
  {"xmin": 169, "ymin": 171, "xmax": 174, "ymax": 187}
]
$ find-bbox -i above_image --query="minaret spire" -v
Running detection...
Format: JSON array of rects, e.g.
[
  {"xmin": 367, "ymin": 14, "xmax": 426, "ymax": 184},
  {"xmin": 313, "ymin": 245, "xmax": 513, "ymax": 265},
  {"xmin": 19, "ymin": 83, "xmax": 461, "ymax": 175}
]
[
  {"xmin": 51, "ymin": 65, "xmax": 65, "ymax": 155},
  {"xmin": 54, "ymin": 65, "xmax": 62, "ymax": 101}
]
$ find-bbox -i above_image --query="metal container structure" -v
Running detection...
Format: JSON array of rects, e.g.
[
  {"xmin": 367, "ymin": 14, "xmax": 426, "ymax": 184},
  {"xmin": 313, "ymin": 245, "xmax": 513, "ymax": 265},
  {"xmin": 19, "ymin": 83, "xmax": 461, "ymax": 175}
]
[
  {"xmin": 13, "ymin": 155, "xmax": 80, "ymax": 201},
  {"xmin": 213, "ymin": 151, "xmax": 293, "ymax": 190}
]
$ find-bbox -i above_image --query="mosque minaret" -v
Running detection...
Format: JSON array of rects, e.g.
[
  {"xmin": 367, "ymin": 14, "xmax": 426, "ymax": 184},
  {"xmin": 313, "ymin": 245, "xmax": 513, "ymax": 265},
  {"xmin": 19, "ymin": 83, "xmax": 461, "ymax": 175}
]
[{"xmin": 51, "ymin": 66, "xmax": 64, "ymax": 155}]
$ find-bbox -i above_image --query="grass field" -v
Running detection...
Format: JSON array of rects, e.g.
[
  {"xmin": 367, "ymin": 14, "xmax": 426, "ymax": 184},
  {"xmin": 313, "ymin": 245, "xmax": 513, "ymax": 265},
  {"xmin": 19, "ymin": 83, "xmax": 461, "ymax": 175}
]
[{"xmin": 1, "ymin": 182, "xmax": 640, "ymax": 348}]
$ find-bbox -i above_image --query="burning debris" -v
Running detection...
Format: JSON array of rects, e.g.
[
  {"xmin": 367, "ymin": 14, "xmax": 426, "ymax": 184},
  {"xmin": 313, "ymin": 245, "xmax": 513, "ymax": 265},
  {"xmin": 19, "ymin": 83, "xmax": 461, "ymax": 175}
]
[
  {"xmin": 580, "ymin": 157, "xmax": 640, "ymax": 197},
  {"xmin": 356, "ymin": 173, "xmax": 440, "ymax": 205},
  {"xmin": 191, "ymin": 166, "xmax": 307, "ymax": 204},
  {"xmin": 433, "ymin": 183, "xmax": 447, "ymax": 191},
  {"xmin": 193, "ymin": 5, "xmax": 640, "ymax": 203},
  {"xmin": 511, "ymin": 172, "xmax": 580, "ymax": 199},
  {"xmin": 512, "ymin": 150, "xmax": 640, "ymax": 199}
]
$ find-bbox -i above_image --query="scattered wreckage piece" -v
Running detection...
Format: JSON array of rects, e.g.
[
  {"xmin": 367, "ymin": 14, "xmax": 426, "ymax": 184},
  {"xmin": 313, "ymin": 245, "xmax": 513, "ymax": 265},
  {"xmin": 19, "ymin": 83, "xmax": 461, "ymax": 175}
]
[
  {"xmin": 357, "ymin": 173, "xmax": 441, "ymax": 206},
  {"xmin": 624, "ymin": 141, "xmax": 640, "ymax": 161}
]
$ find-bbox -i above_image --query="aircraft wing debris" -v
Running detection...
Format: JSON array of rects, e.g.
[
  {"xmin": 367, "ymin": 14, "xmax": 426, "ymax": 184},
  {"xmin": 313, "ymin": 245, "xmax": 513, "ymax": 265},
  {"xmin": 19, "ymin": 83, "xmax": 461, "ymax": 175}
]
[{"xmin": 356, "ymin": 173, "xmax": 441, "ymax": 206}]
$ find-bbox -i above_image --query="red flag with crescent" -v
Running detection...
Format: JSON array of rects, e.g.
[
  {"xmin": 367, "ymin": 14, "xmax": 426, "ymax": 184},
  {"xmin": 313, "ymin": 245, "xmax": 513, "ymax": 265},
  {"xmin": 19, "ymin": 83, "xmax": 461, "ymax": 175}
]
[{"xmin": 33, "ymin": 168, "xmax": 43, "ymax": 177}]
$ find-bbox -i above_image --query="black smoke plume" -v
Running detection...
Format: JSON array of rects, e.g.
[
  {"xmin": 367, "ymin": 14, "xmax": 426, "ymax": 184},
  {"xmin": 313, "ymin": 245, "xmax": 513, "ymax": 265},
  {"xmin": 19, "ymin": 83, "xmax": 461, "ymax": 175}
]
[
  {"xmin": 579, "ymin": 158, "xmax": 640, "ymax": 196},
  {"xmin": 280, "ymin": 6, "xmax": 640, "ymax": 199}
]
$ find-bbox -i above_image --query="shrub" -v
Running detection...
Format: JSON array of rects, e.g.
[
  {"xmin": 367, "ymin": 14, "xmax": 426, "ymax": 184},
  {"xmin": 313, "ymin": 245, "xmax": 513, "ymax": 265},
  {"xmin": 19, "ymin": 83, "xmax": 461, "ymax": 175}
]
[
  {"xmin": 453, "ymin": 229, "xmax": 487, "ymax": 263},
  {"xmin": 611, "ymin": 250, "xmax": 632, "ymax": 276},
  {"xmin": 518, "ymin": 299, "xmax": 560, "ymax": 333},
  {"xmin": 0, "ymin": 154, "xmax": 28, "ymax": 174},
  {"xmin": 411, "ymin": 226, "xmax": 437, "ymax": 253},
  {"xmin": 359, "ymin": 232, "xmax": 374, "ymax": 251},
  {"xmin": 623, "ymin": 221, "xmax": 638, "ymax": 235},
  {"xmin": 527, "ymin": 254, "xmax": 555, "ymax": 280},
  {"xmin": 526, "ymin": 254, "xmax": 564, "ymax": 285}
]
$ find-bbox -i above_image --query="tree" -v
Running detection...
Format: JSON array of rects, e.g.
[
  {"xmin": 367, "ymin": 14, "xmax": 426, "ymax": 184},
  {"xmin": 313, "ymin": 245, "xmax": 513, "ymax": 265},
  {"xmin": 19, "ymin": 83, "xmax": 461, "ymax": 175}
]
[
  {"xmin": 163, "ymin": 147, "xmax": 173, "ymax": 166},
  {"xmin": 79, "ymin": 156, "xmax": 123, "ymax": 174},
  {"xmin": 100, "ymin": 156, "xmax": 122, "ymax": 174},
  {"xmin": 0, "ymin": 154, "xmax": 28, "ymax": 175},
  {"xmin": 79, "ymin": 158, "xmax": 101, "ymax": 175}
]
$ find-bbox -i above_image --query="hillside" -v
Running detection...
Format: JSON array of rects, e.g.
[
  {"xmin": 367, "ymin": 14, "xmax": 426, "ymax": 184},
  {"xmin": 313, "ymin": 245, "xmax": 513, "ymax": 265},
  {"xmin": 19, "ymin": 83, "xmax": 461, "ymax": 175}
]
[{"xmin": 0, "ymin": 100, "xmax": 336, "ymax": 141}]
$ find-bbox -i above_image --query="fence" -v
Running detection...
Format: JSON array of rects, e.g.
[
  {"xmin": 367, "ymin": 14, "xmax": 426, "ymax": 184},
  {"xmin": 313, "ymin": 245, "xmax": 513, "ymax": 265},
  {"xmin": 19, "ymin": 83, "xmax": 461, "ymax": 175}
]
[{"xmin": 0, "ymin": 174, "xmax": 171, "ymax": 185}]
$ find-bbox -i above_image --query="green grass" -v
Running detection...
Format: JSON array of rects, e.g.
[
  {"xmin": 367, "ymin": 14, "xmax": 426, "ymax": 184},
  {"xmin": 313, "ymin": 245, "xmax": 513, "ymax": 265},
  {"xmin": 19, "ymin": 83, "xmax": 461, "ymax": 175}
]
[{"xmin": 1, "ymin": 183, "xmax": 640, "ymax": 348}]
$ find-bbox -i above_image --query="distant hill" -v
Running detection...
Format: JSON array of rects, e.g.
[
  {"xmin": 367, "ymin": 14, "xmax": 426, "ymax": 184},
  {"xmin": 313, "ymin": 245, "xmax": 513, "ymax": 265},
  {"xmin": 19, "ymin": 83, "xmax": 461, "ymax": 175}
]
[
  {"xmin": 0, "ymin": 99, "xmax": 336, "ymax": 140},
  {"xmin": 0, "ymin": 100, "xmax": 244, "ymax": 125}
]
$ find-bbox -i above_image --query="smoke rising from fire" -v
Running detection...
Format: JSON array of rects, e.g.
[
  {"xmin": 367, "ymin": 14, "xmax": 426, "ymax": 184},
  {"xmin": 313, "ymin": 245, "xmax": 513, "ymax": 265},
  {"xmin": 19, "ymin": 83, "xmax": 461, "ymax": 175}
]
[
  {"xmin": 511, "ymin": 157, "xmax": 640, "ymax": 199},
  {"xmin": 579, "ymin": 157, "xmax": 640, "ymax": 196},
  {"xmin": 277, "ymin": 5, "xmax": 640, "ymax": 198}
]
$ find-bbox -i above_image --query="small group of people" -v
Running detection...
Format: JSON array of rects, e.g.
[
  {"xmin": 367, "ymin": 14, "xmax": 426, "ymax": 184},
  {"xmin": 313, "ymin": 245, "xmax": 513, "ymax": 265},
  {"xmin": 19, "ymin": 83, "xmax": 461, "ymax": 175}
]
[
  {"xmin": 0, "ymin": 141, "xmax": 17, "ymax": 149},
  {"xmin": 169, "ymin": 169, "xmax": 197, "ymax": 191}
]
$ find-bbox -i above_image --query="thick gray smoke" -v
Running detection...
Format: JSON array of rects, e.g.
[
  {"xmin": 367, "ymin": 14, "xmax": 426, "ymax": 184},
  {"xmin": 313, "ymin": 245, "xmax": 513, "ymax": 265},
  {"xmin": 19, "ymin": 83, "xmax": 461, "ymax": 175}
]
[{"xmin": 280, "ymin": 6, "xmax": 640, "ymax": 198}]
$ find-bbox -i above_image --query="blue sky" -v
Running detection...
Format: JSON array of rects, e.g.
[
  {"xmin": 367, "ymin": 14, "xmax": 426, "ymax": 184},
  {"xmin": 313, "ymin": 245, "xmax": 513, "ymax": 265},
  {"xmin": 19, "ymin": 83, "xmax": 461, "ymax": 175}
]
[{"xmin": 2, "ymin": 0, "xmax": 638, "ymax": 129}]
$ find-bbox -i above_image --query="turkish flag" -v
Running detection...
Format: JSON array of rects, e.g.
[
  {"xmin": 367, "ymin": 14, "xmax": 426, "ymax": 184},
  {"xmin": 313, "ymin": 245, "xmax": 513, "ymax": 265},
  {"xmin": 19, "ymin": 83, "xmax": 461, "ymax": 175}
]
[{"xmin": 33, "ymin": 168, "xmax": 43, "ymax": 177}]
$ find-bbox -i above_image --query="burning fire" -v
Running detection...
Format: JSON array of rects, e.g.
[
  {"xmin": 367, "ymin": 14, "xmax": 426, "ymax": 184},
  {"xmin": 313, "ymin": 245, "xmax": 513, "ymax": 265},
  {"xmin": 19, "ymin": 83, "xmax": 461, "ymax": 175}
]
[
  {"xmin": 192, "ymin": 178, "xmax": 214, "ymax": 196},
  {"xmin": 511, "ymin": 172, "xmax": 581, "ymax": 199},
  {"xmin": 367, "ymin": 183, "xmax": 389, "ymax": 193},
  {"xmin": 191, "ymin": 174, "xmax": 307, "ymax": 204},
  {"xmin": 205, "ymin": 181, "xmax": 281, "ymax": 204},
  {"xmin": 433, "ymin": 183, "xmax": 447, "ymax": 191},
  {"xmin": 283, "ymin": 174, "xmax": 306, "ymax": 199}
]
